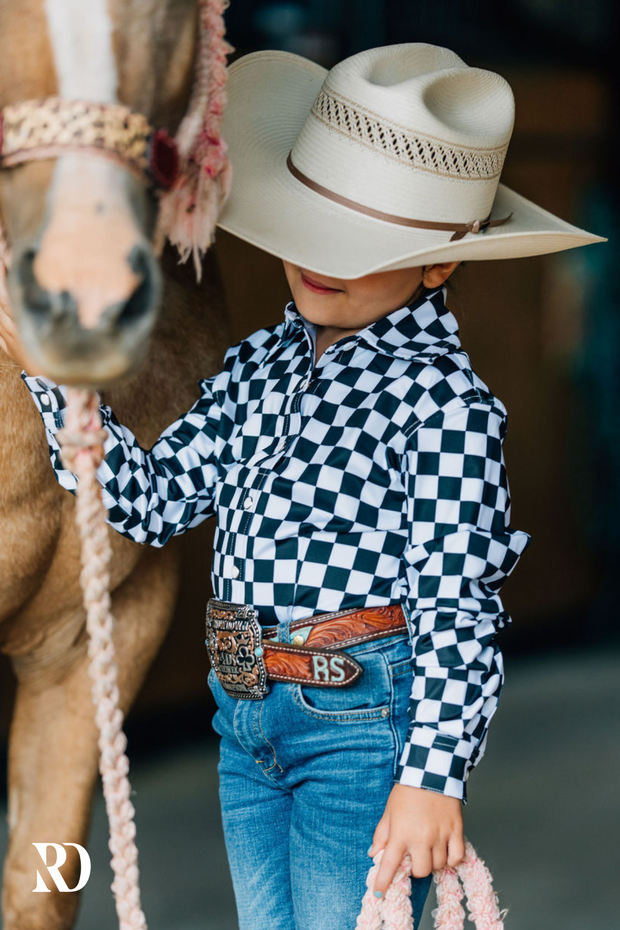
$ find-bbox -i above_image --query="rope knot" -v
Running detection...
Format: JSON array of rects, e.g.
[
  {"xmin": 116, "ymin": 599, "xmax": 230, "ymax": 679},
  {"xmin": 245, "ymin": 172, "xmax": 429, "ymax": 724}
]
[
  {"xmin": 57, "ymin": 426, "xmax": 108, "ymax": 472},
  {"xmin": 56, "ymin": 387, "xmax": 108, "ymax": 473}
]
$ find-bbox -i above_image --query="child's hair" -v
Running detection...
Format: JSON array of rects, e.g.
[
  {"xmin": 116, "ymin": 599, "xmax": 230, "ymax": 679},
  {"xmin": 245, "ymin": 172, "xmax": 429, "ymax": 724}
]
[
  {"xmin": 443, "ymin": 262, "xmax": 467, "ymax": 322},
  {"xmin": 445, "ymin": 261, "xmax": 466, "ymax": 296}
]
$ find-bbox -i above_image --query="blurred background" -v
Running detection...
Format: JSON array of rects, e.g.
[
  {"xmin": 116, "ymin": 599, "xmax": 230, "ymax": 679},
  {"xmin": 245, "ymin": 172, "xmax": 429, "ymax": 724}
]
[{"xmin": 1, "ymin": 1, "xmax": 619, "ymax": 928}]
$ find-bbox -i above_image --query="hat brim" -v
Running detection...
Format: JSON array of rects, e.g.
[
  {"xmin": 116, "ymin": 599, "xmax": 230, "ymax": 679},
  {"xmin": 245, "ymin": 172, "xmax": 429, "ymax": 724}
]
[{"xmin": 217, "ymin": 51, "xmax": 605, "ymax": 279}]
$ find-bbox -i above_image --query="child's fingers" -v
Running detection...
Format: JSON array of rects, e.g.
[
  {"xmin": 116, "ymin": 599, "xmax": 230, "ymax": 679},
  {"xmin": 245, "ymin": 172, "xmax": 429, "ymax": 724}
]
[
  {"xmin": 372, "ymin": 843, "xmax": 407, "ymax": 897},
  {"xmin": 408, "ymin": 844, "xmax": 433, "ymax": 880},
  {"xmin": 368, "ymin": 813, "xmax": 390, "ymax": 857},
  {"xmin": 431, "ymin": 841, "xmax": 449, "ymax": 873},
  {"xmin": 446, "ymin": 833, "xmax": 466, "ymax": 868}
]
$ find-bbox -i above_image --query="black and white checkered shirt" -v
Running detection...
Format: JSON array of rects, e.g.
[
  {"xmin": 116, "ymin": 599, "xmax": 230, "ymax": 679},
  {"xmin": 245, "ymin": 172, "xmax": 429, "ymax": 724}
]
[{"xmin": 22, "ymin": 284, "xmax": 530, "ymax": 804}]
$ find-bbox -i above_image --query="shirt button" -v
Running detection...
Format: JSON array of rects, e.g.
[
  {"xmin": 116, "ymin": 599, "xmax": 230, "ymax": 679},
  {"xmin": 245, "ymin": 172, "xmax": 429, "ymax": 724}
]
[
  {"xmin": 243, "ymin": 497, "xmax": 254, "ymax": 510},
  {"xmin": 231, "ymin": 565, "xmax": 240, "ymax": 579},
  {"xmin": 41, "ymin": 395, "xmax": 51, "ymax": 406}
]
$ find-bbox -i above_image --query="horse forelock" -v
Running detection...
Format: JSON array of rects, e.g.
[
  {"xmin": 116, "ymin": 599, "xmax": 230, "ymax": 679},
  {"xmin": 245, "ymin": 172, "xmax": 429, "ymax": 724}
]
[{"xmin": 44, "ymin": 0, "xmax": 118, "ymax": 103}]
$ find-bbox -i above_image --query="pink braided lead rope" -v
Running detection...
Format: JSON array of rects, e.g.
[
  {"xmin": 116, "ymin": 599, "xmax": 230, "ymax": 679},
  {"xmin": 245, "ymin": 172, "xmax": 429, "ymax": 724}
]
[
  {"xmin": 357, "ymin": 841, "xmax": 509, "ymax": 930},
  {"xmin": 155, "ymin": 0, "xmax": 234, "ymax": 277},
  {"xmin": 56, "ymin": 392, "xmax": 147, "ymax": 930}
]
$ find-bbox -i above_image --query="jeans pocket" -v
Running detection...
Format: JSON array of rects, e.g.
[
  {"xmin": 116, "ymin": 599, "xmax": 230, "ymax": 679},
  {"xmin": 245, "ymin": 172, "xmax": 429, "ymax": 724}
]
[{"xmin": 293, "ymin": 633, "xmax": 410, "ymax": 720}]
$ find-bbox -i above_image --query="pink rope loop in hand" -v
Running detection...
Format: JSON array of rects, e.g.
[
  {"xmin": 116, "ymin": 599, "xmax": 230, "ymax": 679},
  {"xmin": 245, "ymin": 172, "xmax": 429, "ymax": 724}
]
[
  {"xmin": 357, "ymin": 840, "xmax": 509, "ymax": 930},
  {"xmin": 58, "ymin": 388, "xmax": 147, "ymax": 930},
  {"xmin": 357, "ymin": 849, "xmax": 413, "ymax": 930},
  {"xmin": 447, "ymin": 840, "xmax": 509, "ymax": 930}
]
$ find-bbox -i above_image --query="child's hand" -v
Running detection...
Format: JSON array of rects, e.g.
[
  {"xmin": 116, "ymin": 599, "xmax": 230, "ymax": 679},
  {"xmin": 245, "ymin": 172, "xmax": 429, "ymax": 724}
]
[{"xmin": 369, "ymin": 784, "xmax": 465, "ymax": 895}]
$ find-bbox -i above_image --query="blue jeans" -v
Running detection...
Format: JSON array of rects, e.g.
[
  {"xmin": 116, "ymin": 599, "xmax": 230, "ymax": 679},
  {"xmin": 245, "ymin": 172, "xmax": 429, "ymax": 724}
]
[{"xmin": 207, "ymin": 623, "xmax": 433, "ymax": 930}]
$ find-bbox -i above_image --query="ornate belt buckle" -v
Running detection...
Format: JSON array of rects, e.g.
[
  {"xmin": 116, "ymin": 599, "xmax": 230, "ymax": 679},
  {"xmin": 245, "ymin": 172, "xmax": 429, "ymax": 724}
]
[{"xmin": 205, "ymin": 598, "xmax": 269, "ymax": 700}]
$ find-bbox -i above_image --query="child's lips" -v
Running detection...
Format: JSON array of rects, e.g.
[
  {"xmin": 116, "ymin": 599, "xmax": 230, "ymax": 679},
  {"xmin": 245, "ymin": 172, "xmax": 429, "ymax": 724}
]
[{"xmin": 300, "ymin": 271, "xmax": 342, "ymax": 295}]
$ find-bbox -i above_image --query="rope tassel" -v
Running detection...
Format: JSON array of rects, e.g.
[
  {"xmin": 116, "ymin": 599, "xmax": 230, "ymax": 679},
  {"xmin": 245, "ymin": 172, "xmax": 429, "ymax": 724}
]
[{"xmin": 356, "ymin": 842, "xmax": 509, "ymax": 930}]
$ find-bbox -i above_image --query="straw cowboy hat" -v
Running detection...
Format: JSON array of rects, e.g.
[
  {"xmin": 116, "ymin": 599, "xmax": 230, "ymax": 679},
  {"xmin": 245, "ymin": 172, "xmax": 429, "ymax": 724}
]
[{"xmin": 217, "ymin": 43, "xmax": 604, "ymax": 278}]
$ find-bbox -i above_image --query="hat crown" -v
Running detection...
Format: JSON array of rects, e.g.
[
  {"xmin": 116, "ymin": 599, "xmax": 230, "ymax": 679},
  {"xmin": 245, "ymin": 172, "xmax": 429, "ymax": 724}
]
[
  {"xmin": 290, "ymin": 44, "xmax": 516, "ymax": 225},
  {"xmin": 325, "ymin": 44, "xmax": 514, "ymax": 147}
]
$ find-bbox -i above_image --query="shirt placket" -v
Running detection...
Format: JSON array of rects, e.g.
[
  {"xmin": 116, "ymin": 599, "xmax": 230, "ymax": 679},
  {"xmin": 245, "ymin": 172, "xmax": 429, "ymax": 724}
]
[{"xmin": 222, "ymin": 323, "xmax": 315, "ymax": 605}]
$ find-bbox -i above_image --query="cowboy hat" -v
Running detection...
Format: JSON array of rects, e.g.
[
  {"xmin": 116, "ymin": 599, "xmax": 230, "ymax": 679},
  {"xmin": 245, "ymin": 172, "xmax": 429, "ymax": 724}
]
[{"xmin": 216, "ymin": 44, "xmax": 605, "ymax": 278}]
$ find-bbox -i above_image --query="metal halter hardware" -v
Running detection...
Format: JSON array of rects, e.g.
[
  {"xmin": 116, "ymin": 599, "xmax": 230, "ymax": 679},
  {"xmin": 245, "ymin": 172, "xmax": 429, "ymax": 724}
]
[{"xmin": 0, "ymin": 97, "xmax": 179, "ymax": 190}]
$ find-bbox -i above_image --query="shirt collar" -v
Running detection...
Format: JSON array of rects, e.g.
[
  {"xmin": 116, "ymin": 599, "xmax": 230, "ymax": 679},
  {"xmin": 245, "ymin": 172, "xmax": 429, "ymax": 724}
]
[{"xmin": 283, "ymin": 285, "xmax": 461, "ymax": 363}]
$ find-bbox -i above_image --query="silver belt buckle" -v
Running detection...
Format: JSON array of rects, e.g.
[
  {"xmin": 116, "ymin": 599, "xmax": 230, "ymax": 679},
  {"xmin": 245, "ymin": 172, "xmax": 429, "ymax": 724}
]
[{"xmin": 205, "ymin": 598, "xmax": 269, "ymax": 700}]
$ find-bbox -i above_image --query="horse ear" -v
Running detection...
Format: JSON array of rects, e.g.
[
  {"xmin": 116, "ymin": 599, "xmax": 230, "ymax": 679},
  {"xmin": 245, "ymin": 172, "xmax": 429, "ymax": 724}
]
[{"xmin": 154, "ymin": 0, "xmax": 233, "ymax": 280}]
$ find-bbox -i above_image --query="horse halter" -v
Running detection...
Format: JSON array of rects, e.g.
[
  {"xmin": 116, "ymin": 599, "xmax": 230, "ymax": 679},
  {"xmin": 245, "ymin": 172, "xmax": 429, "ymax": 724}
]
[
  {"xmin": 0, "ymin": 97, "xmax": 180, "ymax": 190},
  {"xmin": 0, "ymin": 0, "xmax": 231, "ymax": 277}
]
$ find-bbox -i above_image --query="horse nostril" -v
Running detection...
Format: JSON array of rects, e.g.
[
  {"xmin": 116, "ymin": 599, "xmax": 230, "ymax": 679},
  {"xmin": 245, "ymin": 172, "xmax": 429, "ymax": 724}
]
[
  {"xmin": 115, "ymin": 244, "xmax": 157, "ymax": 329},
  {"xmin": 18, "ymin": 249, "xmax": 76, "ymax": 322},
  {"xmin": 15, "ymin": 243, "xmax": 158, "ymax": 334}
]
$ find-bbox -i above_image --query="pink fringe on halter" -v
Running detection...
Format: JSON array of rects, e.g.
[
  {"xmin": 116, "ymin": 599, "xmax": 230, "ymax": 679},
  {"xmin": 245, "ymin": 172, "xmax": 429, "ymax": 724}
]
[
  {"xmin": 357, "ymin": 841, "xmax": 509, "ymax": 930},
  {"xmin": 155, "ymin": 0, "xmax": 234, "ymax": 278}
]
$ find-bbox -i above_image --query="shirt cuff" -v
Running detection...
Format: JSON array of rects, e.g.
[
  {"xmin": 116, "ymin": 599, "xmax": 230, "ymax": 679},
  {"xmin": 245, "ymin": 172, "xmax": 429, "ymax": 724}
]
[
  {"xmin": 394, "ymin": 725, "xmax": 477, "ymax": 805},
  {"xmin": 21, "ymin": 371, "xmax": 69, "ymax": 432}
]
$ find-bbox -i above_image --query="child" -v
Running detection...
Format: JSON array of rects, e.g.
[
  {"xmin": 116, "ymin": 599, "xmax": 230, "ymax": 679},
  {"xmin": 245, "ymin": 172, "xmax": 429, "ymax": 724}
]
[{"xmin": 1, "ymin": 43, "xmax": 602, "ymax": 930}]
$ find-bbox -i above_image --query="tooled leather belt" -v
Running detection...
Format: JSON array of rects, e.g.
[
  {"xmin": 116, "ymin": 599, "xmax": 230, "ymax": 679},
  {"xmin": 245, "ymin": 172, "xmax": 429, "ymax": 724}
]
[{"xmin": 205, "ymin": 598, "xmax": 407, "ymax": 700}]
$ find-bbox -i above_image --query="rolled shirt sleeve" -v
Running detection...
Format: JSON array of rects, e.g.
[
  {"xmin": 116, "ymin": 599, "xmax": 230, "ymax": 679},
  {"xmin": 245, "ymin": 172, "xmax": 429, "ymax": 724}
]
[
  {"xmin": 21, "ymin": 369, "xmax": 228, "ymax": 547},
  {"xmin": 396, "ymin": 398, "xmax": 531, "ymax": 803}
]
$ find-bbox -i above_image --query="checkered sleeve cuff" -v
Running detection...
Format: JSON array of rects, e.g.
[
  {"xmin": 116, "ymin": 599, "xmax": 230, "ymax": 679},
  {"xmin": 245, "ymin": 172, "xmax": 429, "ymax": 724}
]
[
  {"xmin": 21, "ymin": 371, "xmax": 81, "ymax": 493},
  {"xmin": 21, "ymin": 372, "xmax": 70, "ymax": 433},
  {"xmin": 395, "ymin": 725, "xmax": 477, "ymax": 803}
]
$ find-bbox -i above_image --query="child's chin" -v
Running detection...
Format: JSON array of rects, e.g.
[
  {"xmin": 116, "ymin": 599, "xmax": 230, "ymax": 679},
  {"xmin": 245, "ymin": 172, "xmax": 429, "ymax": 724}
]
[{"xmin": 294, "ymin": 294, "xmax": 345, "ymax": 324}]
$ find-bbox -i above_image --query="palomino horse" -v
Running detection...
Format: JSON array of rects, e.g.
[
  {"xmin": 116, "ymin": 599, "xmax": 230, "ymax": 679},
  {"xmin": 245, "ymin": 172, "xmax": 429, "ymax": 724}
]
[{"xmin": 0, "ymin": 1, "xmax": 230, "ymax": 927}]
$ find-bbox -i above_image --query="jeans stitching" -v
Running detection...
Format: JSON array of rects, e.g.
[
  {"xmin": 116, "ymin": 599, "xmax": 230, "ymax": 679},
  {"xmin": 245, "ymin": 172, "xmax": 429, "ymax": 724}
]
[
  {"xmin": 258, "ymin": 700, "xmax": 284, "ymax": 774},
  {"xmin": 231, "ymin": 696, "xmax": 266, "ymax": 771},
  {"xmin": 388, "ymin": 664, "xmax": 411, "ymax": 778},
  {"xmin": 292, "ymin": 683, "xmax": 391, "ymax": 721}
]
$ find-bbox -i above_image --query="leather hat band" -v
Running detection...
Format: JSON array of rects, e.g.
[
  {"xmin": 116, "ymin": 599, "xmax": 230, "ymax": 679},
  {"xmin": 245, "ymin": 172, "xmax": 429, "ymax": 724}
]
[{"xmin": 286, "ymin": 153, "xmax": 512, "ymax": 242}]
